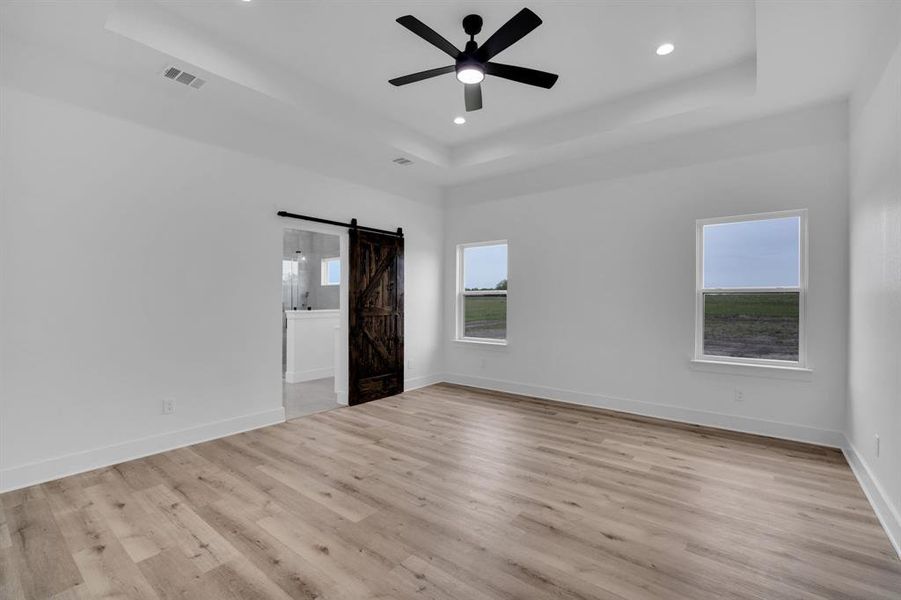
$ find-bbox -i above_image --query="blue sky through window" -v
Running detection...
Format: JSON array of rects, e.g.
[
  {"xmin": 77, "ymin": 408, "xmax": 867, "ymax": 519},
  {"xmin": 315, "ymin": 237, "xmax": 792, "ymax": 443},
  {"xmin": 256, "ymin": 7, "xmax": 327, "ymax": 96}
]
[
  {"xmin": 464, "ymin": 244, "xmax": 507, "ymax": 290},
  {"xmin": 326, "ymin": 258, "xmax": 340, "ymax": 285},
  {"xmin": 703, "ymin": 216, "xmax": 800, "ymax": 288}
]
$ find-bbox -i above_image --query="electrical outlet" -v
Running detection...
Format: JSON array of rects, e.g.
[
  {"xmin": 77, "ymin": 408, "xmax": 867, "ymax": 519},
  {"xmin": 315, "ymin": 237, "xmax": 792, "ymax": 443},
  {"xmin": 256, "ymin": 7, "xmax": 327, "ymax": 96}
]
[
  {"xmin": 479, "ymin": 358, "xmax": 486, "ymax": 370},
  {"xmin": 163, "ymin": 399, "xmax": 176, "ymax": 415},
  {"xmin": 407, "ymin": 359, "xmax": 413, "ymax": 370},
  {"xmin": 734, "ymin": 389, "xmax": 744, "ymax": 402},
  {"xmin": 875, "ymin": 434, "xmax": 880, "ymax": 458}
]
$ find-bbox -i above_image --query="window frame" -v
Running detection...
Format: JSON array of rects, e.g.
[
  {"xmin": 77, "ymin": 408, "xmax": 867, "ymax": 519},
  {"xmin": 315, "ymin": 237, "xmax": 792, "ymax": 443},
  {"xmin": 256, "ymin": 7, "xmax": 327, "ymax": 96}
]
[
  {"xmin": 456, "ymin": 240, "xmax": 508, "ymax": 345},
  {"xmin": 320, "ymin": 257, "xmax": 340, "ymax": 287},
  {"xmin": 694, "ymin": 209, "xmax": 808, "ymax": 369}
]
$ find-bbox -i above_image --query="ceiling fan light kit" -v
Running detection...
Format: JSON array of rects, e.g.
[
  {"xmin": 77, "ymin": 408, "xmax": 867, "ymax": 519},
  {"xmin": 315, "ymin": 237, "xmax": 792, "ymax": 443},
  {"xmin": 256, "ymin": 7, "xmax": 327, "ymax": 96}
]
[
  {"xmin": 456, "ymin": 65, "xmax": 484, "ymax": 84},
  {"xmin": 389, "ymin": 7, "xmax": 558, "ymax": 112}
]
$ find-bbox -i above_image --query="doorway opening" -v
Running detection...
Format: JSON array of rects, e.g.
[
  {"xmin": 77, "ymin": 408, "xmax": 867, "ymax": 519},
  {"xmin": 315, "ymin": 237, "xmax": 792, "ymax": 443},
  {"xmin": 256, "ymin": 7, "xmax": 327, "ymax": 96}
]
[{"xmin": 282, "ymin": 226, "xmax": 347, "ymax": 419}]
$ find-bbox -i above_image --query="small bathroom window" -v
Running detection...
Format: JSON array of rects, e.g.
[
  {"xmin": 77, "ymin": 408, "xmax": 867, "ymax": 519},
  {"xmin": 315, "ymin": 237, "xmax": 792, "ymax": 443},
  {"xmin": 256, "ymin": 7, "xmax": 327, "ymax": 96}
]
[{"xmin": 321, "ymin": 257, "xmax": 341, "ymax": 286}]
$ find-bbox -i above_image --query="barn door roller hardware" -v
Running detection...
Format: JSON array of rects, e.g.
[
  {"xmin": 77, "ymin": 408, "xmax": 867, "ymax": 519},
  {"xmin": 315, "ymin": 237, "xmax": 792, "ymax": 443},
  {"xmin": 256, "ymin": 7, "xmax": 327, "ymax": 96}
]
[{"xmin": 277, "ymin": 211, "xmax": 403, "ymax": 237}]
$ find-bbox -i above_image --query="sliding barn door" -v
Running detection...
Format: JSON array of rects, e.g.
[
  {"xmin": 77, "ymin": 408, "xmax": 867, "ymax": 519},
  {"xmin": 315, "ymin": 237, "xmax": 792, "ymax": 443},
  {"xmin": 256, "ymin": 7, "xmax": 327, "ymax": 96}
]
[{"xmin": 348, "ymin": 229, "xmax": 404, "ymax": 405}]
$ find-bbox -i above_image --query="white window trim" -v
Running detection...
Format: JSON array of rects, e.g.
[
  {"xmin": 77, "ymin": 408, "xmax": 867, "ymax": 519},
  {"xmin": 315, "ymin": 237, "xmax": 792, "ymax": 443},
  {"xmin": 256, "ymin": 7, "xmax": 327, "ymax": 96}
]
[
  {"xmin": 456, "ymin": 240, "xmax": 508, "ymax": 345},
  {"xmin": 320, "ymin": 257, "xmax": 340, "ymax": 286},
  {"xmin": 694, "ymin": 209, "xmax": 808, "ymax": 369}
]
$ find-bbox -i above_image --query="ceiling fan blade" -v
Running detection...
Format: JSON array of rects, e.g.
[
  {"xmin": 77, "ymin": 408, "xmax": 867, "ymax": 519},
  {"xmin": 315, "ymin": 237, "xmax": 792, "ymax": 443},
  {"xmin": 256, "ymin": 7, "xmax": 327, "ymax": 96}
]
[
  {"xmin": 464, "ymin": 83, "xmax": 483, "ymax": 111},
  {"xmin": 389, "ymin": 65, "xmax": 455, "ymax": 86},
  {"xmin": 396, "ymin": 15, "xmax": 460, "ymax": 59},
  {"xmin": 485, "ymin": 62, "xmax": 558, "ymax": 88},
  {"xmin": 475, "ymin": 8, "xmax": 542, "ymax": 62}
]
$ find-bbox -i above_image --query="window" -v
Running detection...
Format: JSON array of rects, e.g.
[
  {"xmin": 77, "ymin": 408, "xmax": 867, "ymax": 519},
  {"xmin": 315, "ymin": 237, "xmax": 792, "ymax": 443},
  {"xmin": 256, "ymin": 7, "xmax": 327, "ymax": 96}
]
[
  {"xmin": 695, "ymin": 210, "xmax": 807, "ymax": 367},
  {"xmin": 321, "ymin": 257, "xmax": 340, "ymax": 286},
  {"xmin": 457, "ymin": 241, "xmax": 508, "ymax": 343}
]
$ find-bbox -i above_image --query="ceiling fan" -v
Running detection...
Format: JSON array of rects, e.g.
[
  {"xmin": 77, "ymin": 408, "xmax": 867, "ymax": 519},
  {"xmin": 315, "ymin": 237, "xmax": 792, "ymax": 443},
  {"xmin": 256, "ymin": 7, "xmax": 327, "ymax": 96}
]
[{"xmin": 388, "ymin": 8, "xmax": 558, "ymax": 112}]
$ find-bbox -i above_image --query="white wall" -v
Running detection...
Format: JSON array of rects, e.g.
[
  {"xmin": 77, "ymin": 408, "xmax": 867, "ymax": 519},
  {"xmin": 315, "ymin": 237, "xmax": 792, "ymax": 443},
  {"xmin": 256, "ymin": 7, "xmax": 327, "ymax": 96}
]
[
  {"xmin": 0, "ymin": 86, "xmax": 444, "ymax": 491},
  {"xmin": 444, "ymin": 104, "xmax": 850, "ymax": 446},
  {"xmin": 847, "ymin": 37, "xmax": 901, "ymax": 554}
]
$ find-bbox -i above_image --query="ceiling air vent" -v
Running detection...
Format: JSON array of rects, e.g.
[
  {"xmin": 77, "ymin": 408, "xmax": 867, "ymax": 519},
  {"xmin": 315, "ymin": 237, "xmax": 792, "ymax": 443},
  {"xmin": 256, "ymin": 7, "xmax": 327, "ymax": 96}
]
[
  {"xmin": 162, "ymin": 66, "xmax": 206, "ymax": 90},
  {"xmin": 392, "ymin": 157, "xmax": 413, "ymax": 166}
]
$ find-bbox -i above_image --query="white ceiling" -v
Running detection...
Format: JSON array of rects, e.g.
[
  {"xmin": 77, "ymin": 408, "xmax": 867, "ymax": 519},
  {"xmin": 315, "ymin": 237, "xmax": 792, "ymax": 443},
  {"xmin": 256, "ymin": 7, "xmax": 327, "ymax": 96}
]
[
  {"xmin": 1, "ymin": 0, "xmax": 899, "ymax": 197},
  {"xmin": 159, "ymin": 0, "xmax": 757, "ymax": 145}
]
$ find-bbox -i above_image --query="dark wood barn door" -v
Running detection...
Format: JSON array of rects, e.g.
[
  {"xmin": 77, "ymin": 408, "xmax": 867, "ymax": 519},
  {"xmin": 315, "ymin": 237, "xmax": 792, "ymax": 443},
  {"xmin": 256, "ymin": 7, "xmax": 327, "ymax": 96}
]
[{"xmin": 348, "ymin": 229, "xmax": 404, "ymax": 405}]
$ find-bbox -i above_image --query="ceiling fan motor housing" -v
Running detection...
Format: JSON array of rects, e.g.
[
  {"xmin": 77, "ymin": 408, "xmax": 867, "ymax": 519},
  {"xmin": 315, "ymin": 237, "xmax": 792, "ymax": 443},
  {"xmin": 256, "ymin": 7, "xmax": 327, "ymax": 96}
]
[
  {"xmin": 456, "ymin": 52, "xmax": 483, "ymax": 76},
  {"xmin": 457, "ymin": 35, "xmax": 483, "ymax": 80}
]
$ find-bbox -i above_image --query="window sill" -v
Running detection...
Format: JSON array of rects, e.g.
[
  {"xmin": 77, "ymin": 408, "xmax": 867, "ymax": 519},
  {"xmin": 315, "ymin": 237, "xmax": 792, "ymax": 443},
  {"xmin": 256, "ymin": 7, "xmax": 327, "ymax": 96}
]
[
  {"xmin": 453, "ymin": 338, "xmax": 508, "ymax": 348},
  {"xmin": 690, "ymin": 358, "xmax": 812, "ymax": 380}
]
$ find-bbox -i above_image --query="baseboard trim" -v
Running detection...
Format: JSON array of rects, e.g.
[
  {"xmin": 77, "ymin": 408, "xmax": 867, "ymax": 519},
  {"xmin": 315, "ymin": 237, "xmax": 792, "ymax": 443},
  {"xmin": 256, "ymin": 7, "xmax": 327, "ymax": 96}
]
[
  {"xmin": 0, "ymin": 407, "xmax": 286, "ymax": 493},
  {"xmin": 842, "ymin": 437, "xmax": 901, "ymax": 559},
  {"xmin": 285, "ymin": 367, "xmax": 334, "ymax": 383},
  {"xmin": 405, "ymin": 373, "xmax": 446, "ymax": 392},
  {"xmin": 441, "ymin": 373, "xmax": 845, "ymax": 448}
]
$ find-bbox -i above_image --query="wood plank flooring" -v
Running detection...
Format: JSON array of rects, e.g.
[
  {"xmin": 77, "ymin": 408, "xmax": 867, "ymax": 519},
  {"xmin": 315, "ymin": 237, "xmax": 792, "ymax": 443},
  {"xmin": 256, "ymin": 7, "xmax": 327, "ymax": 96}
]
[{"xmin": 2, "ymin": 383, "xmax": 899, "ymax": 599}]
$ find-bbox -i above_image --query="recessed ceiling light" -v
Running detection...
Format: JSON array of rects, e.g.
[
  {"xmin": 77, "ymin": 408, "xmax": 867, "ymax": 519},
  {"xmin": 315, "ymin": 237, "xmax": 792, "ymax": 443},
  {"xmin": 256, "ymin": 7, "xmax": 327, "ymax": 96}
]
[
  {"xmin": 453, "ymin": 116, "xmax": 466, "ymax": 125},
  {"xmin": 656, "ymin": 43, "xmax": 675, "ymax": 56}
]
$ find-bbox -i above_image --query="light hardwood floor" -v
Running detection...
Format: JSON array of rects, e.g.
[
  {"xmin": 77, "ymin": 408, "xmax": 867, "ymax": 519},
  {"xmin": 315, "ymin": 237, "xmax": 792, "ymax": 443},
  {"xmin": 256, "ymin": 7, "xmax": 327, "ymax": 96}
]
[{"xmin": 2, "ymin": 383, "xmax": 899, "ymax": 599}]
